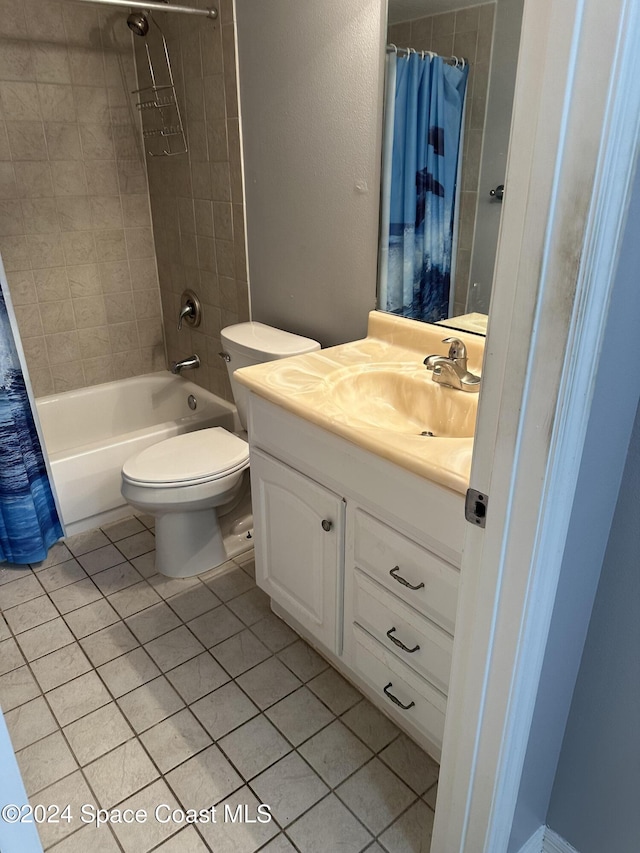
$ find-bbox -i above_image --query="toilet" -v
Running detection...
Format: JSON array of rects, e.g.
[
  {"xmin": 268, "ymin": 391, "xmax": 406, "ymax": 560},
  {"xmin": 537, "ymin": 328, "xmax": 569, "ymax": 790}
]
[{"xmin": 121, "ymin": 322, "xmax": 320, "ymax": 578}]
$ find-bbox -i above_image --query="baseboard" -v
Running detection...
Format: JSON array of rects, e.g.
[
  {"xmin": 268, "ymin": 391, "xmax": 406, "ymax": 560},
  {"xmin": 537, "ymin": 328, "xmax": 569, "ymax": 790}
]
[
  {"xmin": 516, "ymin": 826, "xmax": 580, "ymax": 853},
  {"xmin": 543, "ymin": 827, "xmax": 580, "ymax": 853},
  {"xmin": 518, "ymin": 825, "xmax": 545, "ymax": 853}
]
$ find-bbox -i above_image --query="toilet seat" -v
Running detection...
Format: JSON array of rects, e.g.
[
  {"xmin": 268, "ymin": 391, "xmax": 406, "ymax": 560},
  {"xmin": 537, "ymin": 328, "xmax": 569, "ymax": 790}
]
[{"xmin": 122, "ymin": 428, "xmax": 249, "ymax": 488}]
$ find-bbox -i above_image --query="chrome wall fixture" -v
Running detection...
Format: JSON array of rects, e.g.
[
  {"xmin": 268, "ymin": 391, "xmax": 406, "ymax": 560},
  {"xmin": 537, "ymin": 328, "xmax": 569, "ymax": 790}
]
[{"xmin": 63, "ymin": 0, "xmax": 217, "ymax": 20}]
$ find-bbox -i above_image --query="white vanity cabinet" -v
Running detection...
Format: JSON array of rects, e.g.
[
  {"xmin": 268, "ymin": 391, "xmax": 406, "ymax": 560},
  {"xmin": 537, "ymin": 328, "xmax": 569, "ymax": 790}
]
[
  {"xmin": 251, "ymin": 448, "xmax": 345, "ymax": 654},
  {"xmin": 247, "ymin": 393, "xmax": 465, "ymax": 759}
]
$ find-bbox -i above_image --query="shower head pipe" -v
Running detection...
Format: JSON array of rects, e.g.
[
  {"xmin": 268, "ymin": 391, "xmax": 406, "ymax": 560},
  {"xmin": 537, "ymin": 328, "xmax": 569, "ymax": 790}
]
[{"xmin": 62, "ymin": 0, "xmax": 217, "ymax": 21}]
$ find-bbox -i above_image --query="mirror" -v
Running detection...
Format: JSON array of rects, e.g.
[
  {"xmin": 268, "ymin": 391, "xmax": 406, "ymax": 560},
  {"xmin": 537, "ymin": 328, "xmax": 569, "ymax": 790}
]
[{"xmin": 378, "ymin": 0, "xmax": 524, "ymax": 335}]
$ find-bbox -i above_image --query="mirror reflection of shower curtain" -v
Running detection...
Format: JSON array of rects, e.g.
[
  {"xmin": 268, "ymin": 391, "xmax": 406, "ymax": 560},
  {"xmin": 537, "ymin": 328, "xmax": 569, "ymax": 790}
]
[
  {"xmin": 0, "ymin": 268, "xmax": 63, "ymax": 565},
  {"xmin": 379, "ymin": 52, "xmax": 468, "ymax": 322}
]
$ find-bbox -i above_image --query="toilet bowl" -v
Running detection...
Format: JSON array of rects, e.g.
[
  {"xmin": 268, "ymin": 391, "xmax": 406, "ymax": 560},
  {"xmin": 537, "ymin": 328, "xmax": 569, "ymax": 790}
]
[{"xmin": 121, "ymin": 322, "xmax": 320, "ymax": 578}]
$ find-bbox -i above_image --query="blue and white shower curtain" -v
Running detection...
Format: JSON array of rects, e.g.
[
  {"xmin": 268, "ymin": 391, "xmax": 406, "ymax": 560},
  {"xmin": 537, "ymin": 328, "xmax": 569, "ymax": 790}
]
[
  {"xmin": 0, "ymin": 283, "xmax": 62, "ymax": 564},
  {"xmin": 379, "ymin": 52, "xmax": 468, "ymax": 322}
]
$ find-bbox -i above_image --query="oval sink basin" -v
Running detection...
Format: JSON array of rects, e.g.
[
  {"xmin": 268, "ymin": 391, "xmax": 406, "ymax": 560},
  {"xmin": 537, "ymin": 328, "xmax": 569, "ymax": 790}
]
[{"xmin": 324, "ymin": 365, "xmax": 477, "ymax": 438}]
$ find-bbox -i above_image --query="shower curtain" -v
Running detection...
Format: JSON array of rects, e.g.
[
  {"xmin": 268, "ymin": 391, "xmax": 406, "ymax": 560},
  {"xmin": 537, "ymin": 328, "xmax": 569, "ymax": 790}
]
[
  {"xmin": 0, "ymin": 282, "xmax": 63, "ymax": 565},
  {"xmin": 379, "ymin": 52, "xmax": 468, "ymax": 322}
]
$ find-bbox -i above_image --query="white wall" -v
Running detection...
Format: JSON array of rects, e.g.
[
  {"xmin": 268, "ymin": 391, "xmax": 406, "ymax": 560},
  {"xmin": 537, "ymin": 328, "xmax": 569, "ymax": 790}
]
[
  {"xmin": 507, "ymin": 156, "xmax": 640, "ymax": 853},
  {"xmin": 235, "ymin": 0, "xmax": 386, "ymax": 346},
  {"xmin": 545, "ymin": 400, "xmax": 640, "ymax": 853}
]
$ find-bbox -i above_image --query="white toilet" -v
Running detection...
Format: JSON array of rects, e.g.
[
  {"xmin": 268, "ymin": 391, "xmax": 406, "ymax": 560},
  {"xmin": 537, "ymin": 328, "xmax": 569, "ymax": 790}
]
[{"xmin": 121, "ymin": 322, "xmax": 320, "ymax": 578}]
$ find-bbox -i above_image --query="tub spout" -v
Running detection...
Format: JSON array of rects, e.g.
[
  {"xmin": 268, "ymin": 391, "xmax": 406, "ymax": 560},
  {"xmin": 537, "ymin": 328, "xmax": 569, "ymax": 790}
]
[{"xmin": 170, "ymin": 354, "xmax": 200, "ymax": 374}]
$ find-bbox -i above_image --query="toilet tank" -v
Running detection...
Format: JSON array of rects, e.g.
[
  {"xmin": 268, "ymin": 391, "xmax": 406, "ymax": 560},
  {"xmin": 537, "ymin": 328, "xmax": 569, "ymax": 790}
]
[{"xmin": 220, "ymin": 322, "xmax": 321, "ymax": 429}]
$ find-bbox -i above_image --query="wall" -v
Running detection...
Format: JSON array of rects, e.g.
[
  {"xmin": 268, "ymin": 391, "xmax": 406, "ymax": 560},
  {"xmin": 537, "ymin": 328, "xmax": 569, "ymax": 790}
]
[
  {"xmin": 235, "ymin": 0, "xmax": 386, "ymax": 348},
  {"xmin": 507, "ymin": 158, "xmax": 640, "ymax": 853},
  {"xmin": 0, "ymin": 0, "xmax": 164, "ymax": 397},
  {"xmin": 388, "ymin": 3, "xmax": 496, "ymax": 315},
  {"xmin": 468, "ymin": 0, "xmax": 523, "ymax": 313},
  {"xmin": 545, "ymin": 400, "xmax": 640, "ymax": 853},
  {"xmin": 136, "ymin": 0, "xmax": 248, "ymax": 400}
]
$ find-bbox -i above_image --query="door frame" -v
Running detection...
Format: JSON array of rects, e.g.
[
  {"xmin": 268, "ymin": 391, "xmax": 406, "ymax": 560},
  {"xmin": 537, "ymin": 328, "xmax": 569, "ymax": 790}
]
[{"xmin": 432, "ymin": 0, "xmax": 640, "ymax": 849}]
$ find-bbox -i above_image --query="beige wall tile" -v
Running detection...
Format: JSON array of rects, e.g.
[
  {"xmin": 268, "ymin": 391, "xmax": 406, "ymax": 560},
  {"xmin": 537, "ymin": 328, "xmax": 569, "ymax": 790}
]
[{"xmin": 33, "ymin": 268, "xmax": 71, "ymax": 302}]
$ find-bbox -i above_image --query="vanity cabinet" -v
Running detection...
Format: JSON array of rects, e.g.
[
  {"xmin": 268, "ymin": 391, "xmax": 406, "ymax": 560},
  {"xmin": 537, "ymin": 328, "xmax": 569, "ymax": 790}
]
[
  {"xmin": 247, "ymin": 393, "xmax": 465, "ymax": 759},
  {"xmin": 251, "ymin": 449, "xmax": 345, "ymax": 654}
]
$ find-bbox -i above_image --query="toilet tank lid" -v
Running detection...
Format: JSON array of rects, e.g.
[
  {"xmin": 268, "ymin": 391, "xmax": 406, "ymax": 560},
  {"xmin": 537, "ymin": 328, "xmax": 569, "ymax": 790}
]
[{"xmin": 220, "ymin": 322, "xmax": 321, "ymax": 359}]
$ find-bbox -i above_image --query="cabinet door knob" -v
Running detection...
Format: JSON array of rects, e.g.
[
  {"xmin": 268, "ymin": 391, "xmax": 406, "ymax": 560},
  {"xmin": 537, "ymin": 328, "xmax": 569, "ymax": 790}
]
[
  {"xmin": 389, "ymin": 566, "xmax": 425, "ymax": 590},
  {"xmin": 321, "ymin": 519, "xmax": 332, "ymax": 532},
  {"xmin": 383, "ymin": 682, "xmax": 416, "ymax": 710}
]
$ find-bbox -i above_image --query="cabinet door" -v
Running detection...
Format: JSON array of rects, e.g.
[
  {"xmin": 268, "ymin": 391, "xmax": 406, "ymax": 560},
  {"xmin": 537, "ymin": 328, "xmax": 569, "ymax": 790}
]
[{"xmin": 251, "ymin": 448, "xmax": 345, "ymax": 653}]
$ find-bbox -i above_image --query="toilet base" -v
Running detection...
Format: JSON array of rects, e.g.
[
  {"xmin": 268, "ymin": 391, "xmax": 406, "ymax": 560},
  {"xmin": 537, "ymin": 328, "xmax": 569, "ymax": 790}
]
[{"xmin": 154, "ymin": 507, "xmax": 227, "ymax": 578}]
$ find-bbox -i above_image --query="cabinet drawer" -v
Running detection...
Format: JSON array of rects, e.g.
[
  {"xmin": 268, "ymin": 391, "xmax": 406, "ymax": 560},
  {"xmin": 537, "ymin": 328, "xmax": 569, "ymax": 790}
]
[
  {"xmin": 350, "ymin": 624, "xmax": 446, "ymax": 751},
  {"xmin": 353, "ymin": 509, "xmax": 459, "ymax": 634},
  {"xmin": 351, "ymin": 569, "xmax": 453, "ymax": 694}
]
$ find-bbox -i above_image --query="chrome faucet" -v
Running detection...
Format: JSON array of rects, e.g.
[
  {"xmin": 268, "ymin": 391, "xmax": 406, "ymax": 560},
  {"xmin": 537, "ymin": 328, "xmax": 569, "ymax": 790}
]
[
  {"xmin": 424, "ymin": 337, "xmax": 481, "ymax": 393},
  {"xmin": 170, "ymin": 354, "xmax": 200, "ymax": 374}
]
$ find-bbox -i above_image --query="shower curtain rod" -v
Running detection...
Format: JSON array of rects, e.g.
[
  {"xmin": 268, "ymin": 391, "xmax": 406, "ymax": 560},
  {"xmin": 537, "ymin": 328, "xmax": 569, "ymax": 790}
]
[
  {"xmin": 62, "ymin": 0, "xmax": 218, "ymax": 20},
  {"xmin": 387, "ymin": 44, "xmax": 468, "ymax": 66}
]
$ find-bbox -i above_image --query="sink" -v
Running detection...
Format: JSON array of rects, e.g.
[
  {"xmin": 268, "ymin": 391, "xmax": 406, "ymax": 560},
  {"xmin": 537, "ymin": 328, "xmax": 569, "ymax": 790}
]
[{"xmin": 323, "ymin": 364, "xmax": 477, "ymax": 438}]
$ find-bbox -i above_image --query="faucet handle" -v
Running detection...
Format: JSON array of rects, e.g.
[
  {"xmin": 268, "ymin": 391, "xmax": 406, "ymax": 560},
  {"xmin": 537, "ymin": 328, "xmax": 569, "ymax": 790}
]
[{"xmin": 442, "ymin": 337, "xmax": 467, "ymax": 363}]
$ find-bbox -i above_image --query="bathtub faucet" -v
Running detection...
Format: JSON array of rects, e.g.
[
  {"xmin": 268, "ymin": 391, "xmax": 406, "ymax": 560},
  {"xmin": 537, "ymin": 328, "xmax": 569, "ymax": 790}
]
[{"xmin": 170, "ymin": 354, "xmax": 200, "ymax": 374}]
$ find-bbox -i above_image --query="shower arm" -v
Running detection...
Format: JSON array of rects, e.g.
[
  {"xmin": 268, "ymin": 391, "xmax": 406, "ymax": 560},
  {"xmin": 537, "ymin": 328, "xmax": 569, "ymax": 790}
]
[{"xmin": 61, "ymin": 0, "xmax": 217, "ymax": 20}]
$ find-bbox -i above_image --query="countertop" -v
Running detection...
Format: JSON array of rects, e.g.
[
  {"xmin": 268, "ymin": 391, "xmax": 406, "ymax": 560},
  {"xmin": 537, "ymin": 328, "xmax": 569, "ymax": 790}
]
[{"xmin": 235, "ymin": 312, "xmax": 485, "ymax": 494}]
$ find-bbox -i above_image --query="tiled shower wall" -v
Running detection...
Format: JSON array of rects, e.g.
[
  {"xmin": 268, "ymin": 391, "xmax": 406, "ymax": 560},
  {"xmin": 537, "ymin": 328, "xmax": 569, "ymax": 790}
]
[
  {"xmin": 136, "ymin": 0, "xmax": 249, "ymax": 401},
  {"xmin": 388, "ymin": 3, "xmax": 495, "ymax": 315},
  {"xmin": 0, "ymin": 0, "xmax": 165, "ymax": 397}
]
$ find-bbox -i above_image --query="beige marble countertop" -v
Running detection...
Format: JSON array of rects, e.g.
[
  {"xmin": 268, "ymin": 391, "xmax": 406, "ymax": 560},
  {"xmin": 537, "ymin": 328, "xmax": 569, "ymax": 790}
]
[{"xmin": 235, "ymin": 312, "xmax": 485, "ymax": 494}]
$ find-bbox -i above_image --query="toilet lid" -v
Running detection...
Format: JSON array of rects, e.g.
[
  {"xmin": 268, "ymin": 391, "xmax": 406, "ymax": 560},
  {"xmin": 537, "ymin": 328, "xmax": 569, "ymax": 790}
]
[{"xmin": 122, "ymin": 428, "xmax": 249, "ymax": 486}]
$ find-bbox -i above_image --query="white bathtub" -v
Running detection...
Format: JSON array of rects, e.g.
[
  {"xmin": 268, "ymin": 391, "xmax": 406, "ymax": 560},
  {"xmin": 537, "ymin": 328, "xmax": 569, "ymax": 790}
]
[{"xmin": 36, "ymin": 372, "xmax": 237, "ymax": 536}]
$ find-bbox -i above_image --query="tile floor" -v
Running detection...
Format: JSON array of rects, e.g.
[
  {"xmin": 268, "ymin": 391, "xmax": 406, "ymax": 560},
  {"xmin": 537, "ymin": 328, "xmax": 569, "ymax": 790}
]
[{"xmin": 0, "ymin": 515, "xmax": 439, "ymax": 852}]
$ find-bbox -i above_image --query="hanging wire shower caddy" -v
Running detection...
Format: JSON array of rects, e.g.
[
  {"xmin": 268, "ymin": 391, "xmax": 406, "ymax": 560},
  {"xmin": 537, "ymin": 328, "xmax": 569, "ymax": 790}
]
[{"xmin": 132, "ymin": 15, "xmax": 188, "ymax": 157}]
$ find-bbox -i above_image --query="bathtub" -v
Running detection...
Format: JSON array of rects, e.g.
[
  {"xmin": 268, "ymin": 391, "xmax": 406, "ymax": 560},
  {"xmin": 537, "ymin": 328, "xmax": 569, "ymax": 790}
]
[{"xmin": 36, "ymin": 372, "xmax": 238, "ymax": 536}]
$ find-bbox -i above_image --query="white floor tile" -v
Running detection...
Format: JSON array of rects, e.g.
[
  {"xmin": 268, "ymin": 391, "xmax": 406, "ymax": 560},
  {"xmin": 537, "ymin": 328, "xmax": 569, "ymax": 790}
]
[
  {"xmin": 165, "ymin": 744, "xmax": 243, "ymax": 809},
  {"xmin": 30, "ymin": 643, "xmax": 92, "ymax": 692},
  {"xmin": 277, "ymin": 639, "xmax": 329, "ymax": 682},
  {"xmin": 4, "ymin": 594, "xmax": 58, "ymax": 634},
  {"xmin": 204, "ymin": 564, "xmax": 254, "ymax": 602},
  {"xmin": 110, "ymin": 779, "xmax": 182, "ymax": 852},
  {"xmin": 154, "ymin": 826, "xmax": 210, "ymax": 852},
  {"xmin": 236, "ymin": 657, "xmax": 301, "ymax": 710},
  {"xmin": 65, "ymin": 529, "xmax": 110, "ymax": 557},
  {"xmin": 49, "ymin": 577, "xmax": 102, "ymax": 614},
  {"xmin": 0, "ymin": 574, "xmax": 43, "ymax": 610},
  {"xmin": 198, "ymin": 785, "xmax": 279, "ymax": 853},
  {"xmin": 17, "ymin": 730, "xmax": 77, "ymax": 795},
  {"xmin": 33, "ymin": 770, "xmax": 96, "ymax": 849},
  {"xmin": 378, "ymin": 799, "xmax": 434, "ymax": 853},
  {"xmin": 251, "ymin": 752, "xmax": 329, "ymax": 828},
  {"xmin": 341, "ymin": 700, "xmax": 400, "ymax": 753},
  {"xmin": 115, "ymin": 530, "xmax": 156, "ymax": 560},
  {"xmin": 0, "ymin": 637, "xmax": 24, "ymax": 675},
  {"xmin": 299, "ymin": 720, "xmax": 373, "ymax": 788},
  {"xmin": 91, "ymin": 562, "xmax": 143, "ymax": 595},
  {"xmin": 147, "ymin": 573, "xmax": 200, "ymax": 600},
  {"xmin": 47, "ymin": 670, "xmax": 111, "ymax": 726},
  {"xmin": 98, "ymin": 647, "xmax": 160, "ymax": 697},
  {"xmin": 265, "ymin": 687, "xmax": 335, "ymax": 747},
  {"xmin": 17, "ymin": 617, "xmax": 75, "ymax": 661},
  {"xmin": 64, "ymin": 598, "xmax": 120, "ymax": 639},
  {"xmin": 166, "ymin": 584, "xmax": 220, "ymax": 622},
  {"xmin": 84, "ymin": 738, "xmax": 159, "ymax": 808},
  {"xmin": 191, "ymin": 681, "xmax": 259, "ymax": 740},
  {"xmin": 125, "ymin": 600, "xmax": 182, "ymax": 644},
  {"xmin": 64, "ymin": 702, "xmax": 133, "ymax": 765},
  {"xmin": 165, "ymin": 652, "xmax": 230, "ymax": 704},
  {"xmin": 378, "ymin": 734, "xmax": 439, "ymax": 796},
  {"xmin": 36, "ymin": 558, "xmax": 86, "ymax": 592},
  {"xmin": 31, "ymin": 541, "xmax": 73, "ymax": 570},
  {"xmin": 210, "ymin": 629, "xmax": 270, "ymax": 677},
  {"xmin": 227, "ymin": 587, "xmax": 271, "ymax": 626},
  {"xmin": 218, "ymin": 715, "xmax": 291, "ymax": 779},
  {"xmin": 144, "ymin": 625, "xmax": 205, "ymax": 672},
  {"xmin": 187, "ymin": 605, "xmax": 244, "ymax": 648},
  {"xmin": 287, "ymin": 793, "xmax": 373, "ymax": 853},
  {"xmin": 0, "ymin": 665, "xmax": 41, "ymax": 711},
  {"xmin": 117, "ymin": 675, "xmax": 185, "ymax": 733},
  {"xmin": 336, "ymin": 759, "xmax": 416, "ymax": 836},
  {"xmin": 108, "ymin": 581, "xmax": 162, "ymax": 618},
  {"xmin": 250, "ymin": 614, "xmax": 298, "ymax": 653},
  {"xmin": 80, "ymin": 621, "xmax": 139, "ymax": 667},
  {"xmin": 4, "ymin": 695, "xmax": 58, "ymax": 751},
  {"xmin": 77, "ymin": 543, "xmax": 125, "ymax": 575},
  {"xmin": 307, "ymin": 667, "xmax": 363, "ymax": 715},
  {"xmin": 140, "ymin": 708, "xmax": 211, "ymax": 773},
  {"xmin": 102, "ymin": 516, "xmax": 146, "ymax": 542}
]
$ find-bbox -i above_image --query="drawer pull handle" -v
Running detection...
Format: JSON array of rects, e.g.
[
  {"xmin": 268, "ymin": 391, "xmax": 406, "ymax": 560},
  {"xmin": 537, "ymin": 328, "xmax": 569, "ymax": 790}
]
[
  {"xmin": 386, "ymin": 627, "xmax": 420, "ymax": 654},
  {"xmin": 389, "ymin": 566, "xmax": 425, "ymax": 591},
  {"xmin": 321, "ymin": 519, "xmax": 333, "ymax": 532},
  {"xmin": 383, "ymin": 682, "xmax": 415, "ymax": 710}
]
